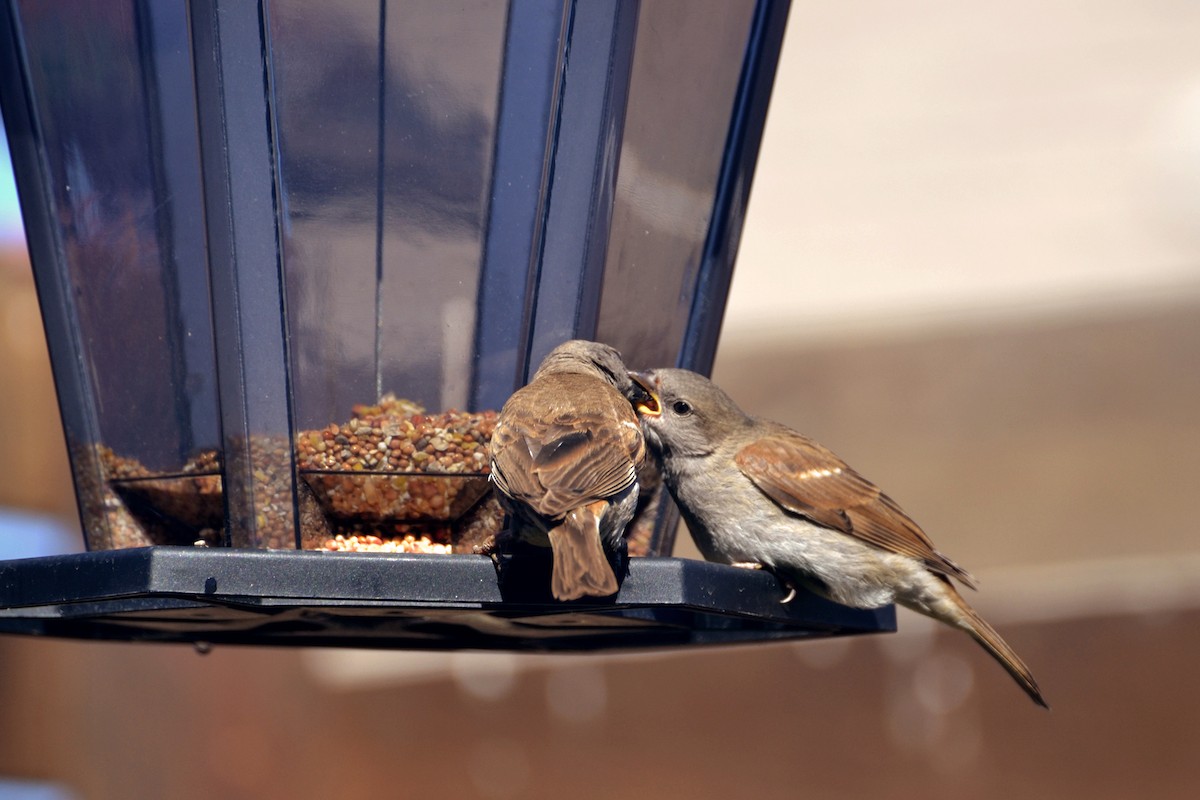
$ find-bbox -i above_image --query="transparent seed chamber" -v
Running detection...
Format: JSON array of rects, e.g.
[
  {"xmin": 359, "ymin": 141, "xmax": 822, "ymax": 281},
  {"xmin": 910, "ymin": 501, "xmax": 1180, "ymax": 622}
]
[{"xmin": 7, "ymin": 0, "xmax": 767, "ymax": 557}]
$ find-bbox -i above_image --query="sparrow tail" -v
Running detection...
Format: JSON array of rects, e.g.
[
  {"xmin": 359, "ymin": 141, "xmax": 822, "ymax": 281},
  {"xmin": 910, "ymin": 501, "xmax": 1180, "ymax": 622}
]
[
  {"xmin": 942, "ymin": 584, "xmax": 1049, "ymax": 709},
  {"xmin": 546, "ymin": 501, "xmax": 619, "ymax": 601}
]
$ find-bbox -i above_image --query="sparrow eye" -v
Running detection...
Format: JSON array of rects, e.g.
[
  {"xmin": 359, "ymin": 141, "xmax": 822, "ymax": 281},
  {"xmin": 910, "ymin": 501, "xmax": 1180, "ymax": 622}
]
[{"xmin": 671, "ymin": 400, "xmax": 692, "ymax": 416}]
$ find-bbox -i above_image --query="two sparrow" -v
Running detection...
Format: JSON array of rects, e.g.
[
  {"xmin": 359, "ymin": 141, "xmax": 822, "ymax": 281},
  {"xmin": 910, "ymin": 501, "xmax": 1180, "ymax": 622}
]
[{"xmin": 489, "ymin": 341, "xmax": 1046, "ymax": 707}]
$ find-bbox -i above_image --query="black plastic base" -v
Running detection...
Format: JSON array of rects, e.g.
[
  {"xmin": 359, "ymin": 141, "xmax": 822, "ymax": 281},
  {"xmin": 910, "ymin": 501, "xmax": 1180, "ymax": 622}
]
[{"xmin": 0, "ymin": 548, "xmax": 894, "ymax": 651}]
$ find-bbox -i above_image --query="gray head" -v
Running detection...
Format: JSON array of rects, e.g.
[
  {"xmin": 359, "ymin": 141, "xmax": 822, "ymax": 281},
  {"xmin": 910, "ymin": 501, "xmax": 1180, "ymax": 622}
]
[
  {"xmin": 631, "ymin": 368, "xmax": 753, "ymax": 458},
  {"xmin": 532, "ymin": 339, "xmax": 633, "ymax": 391}
]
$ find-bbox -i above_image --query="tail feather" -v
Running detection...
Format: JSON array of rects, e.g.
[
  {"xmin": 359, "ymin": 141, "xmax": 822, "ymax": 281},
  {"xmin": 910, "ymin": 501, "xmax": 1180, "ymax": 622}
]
[
  {"xmin": 945, "ymin": 584, "xmax": 1049, "ymax": 709},
  {"xmin": 546, "ymin": 501, "xmax": 619, "ymax": 601}
]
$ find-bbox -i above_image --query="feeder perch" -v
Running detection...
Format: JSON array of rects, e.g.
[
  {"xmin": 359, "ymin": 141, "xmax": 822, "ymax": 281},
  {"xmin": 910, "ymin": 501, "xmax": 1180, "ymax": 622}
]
[{"xmin": 0, "ymin": 0, "xmax": 894, "ymax": 649}]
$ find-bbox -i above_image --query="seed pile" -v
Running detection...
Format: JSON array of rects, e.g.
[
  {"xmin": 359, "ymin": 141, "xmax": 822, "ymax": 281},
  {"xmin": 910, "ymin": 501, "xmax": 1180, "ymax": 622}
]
[
  {"xmin": 75, "ymin": 445, "xmax": 164, "ymax": 550},
  {"xmin": 79, "ymin": 394, "xmax": 668, "ymax": 557},
  {"xmin": 295, "ymin": 395, "xmax": 496, "ymax": 533},
  {"xmin": 232, "ymin": 434, "xmax": 301, "ymax": 549},
  {"xmin": 74, "ymin": 445, "xmax": 222, "ymax": 549},
  {"xmin": 296, "ymin": 395, "xmax": 493, "ymax": 476},
  {"xmin": 323, "ymin": 533, "xmax": 453, "ymax": 554},
  {"xmin": 83, "ymin": 396, "xmax": 501, "ymax": 553}
]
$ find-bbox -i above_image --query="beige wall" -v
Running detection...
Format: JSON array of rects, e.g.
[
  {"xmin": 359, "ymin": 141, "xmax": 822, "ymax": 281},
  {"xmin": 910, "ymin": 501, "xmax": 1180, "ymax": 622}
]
[{"xmin": 711, "ymin": 0, "xmax": 1200, "ymax": 623}]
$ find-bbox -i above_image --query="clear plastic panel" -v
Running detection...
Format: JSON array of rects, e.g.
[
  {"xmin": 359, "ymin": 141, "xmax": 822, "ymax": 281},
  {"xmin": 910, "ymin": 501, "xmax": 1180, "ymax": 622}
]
[
  {"xmin": 12, "ymin": 1, "xmax": 221, "ymax": 550},
  {"xmin": 596, "ymin": 0, "xmax": 757, "ymax": 367},
  {"xmin": 267, "ymin": 0, "xmax": 509, "ymax": 553},
  {"xmin": 269, "ymin": 0, "xmax": 508, "ymax": 424},
  {"xmin": 8, "ymin": 0, "xmax": 764, "ymax": 557}
]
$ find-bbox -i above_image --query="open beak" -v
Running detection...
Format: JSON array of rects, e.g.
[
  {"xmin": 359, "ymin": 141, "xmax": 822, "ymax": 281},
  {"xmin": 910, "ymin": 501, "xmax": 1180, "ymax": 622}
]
[{"xmin": 628, "ymin": 372, "xmax": 661, "ymax": 416}]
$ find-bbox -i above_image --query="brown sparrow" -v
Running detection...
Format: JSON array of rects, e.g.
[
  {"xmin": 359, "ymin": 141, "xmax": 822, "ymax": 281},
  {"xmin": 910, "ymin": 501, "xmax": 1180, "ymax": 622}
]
[
  {"xmin": 488, "ymin": 340, "xmax": 655, "ymax": 601},
  {"xmin": 631, "ymin": 367, "xmax": 1048, "ymax": 708}
]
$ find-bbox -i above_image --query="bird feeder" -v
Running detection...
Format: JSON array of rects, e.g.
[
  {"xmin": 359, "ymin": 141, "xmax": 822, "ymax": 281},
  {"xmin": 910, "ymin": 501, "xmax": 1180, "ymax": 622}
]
[{"xmin": 0, "ymin": 0, "xmax": 893, "ymax": 648}]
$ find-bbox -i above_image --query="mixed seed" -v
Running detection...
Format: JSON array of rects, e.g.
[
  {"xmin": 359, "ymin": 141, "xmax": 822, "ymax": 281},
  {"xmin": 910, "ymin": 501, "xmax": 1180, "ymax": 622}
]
[{"xmin": 80, "ymin": 394, "xmax": 657, "ymax": 556}]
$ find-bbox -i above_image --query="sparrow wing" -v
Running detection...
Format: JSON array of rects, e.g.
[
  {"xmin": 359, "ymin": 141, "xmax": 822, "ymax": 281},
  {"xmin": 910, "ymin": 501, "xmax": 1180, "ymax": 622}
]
[
  {"xmin": 734, "ymin": 432, "xmax": 977, "ymax": 588},
  {"xmin": 488, "ymin": 419, "xmax": 541, "ymax": 501},
  {"xmin": 491, "ymin": 378, "xmax": 642, "ymax": 519}
]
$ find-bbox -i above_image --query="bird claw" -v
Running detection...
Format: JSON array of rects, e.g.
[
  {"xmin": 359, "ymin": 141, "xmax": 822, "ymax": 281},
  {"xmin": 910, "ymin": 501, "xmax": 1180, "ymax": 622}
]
[
  {"xmin": 724, "ymin": 561, "xmax": 801, "ymax": 604},
  {"xmin": 729, "ymin": 561, "xmax": 795, "ymax": 603}
]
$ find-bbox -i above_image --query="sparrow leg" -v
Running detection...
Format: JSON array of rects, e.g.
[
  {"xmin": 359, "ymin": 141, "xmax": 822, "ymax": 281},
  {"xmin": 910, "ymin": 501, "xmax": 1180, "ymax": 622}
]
[
  {"xmin": 728, "ymin": 561, "xmax": 796, "ymax": 603},
  {"xmin": 480, "ymin": 524, "xmax": 519, "ymax": 576}
]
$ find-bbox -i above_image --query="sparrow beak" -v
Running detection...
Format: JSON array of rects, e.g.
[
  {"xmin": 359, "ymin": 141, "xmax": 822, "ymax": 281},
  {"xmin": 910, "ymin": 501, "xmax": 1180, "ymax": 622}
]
[{"xmin": 628, "ymin": 372, "xmax": 661, "ymax": 416}]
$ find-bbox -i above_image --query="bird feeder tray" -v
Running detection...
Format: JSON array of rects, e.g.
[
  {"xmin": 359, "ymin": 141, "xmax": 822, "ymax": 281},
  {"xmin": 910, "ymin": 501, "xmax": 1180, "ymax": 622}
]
[{"xmin": 0, "ymin": 550, "xmax": 895, "ymax": 650}]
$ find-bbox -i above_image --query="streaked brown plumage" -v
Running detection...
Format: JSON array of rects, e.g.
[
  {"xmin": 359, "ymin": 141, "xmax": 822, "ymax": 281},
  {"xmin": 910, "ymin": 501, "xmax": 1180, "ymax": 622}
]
[
  {"xmin": 489, "ymin": 340, "xmax": 648, "ymax": 600},
  {"xmin": 633, "ymin": 367, "xmax": 1048, "ymax": 708}
]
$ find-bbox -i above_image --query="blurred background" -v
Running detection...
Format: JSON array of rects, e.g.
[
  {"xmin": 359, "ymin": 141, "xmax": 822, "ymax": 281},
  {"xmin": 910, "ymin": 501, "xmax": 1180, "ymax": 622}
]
[{"xmin": 2, "ymin": 1, "xmax": 1199, "ymax": 798}]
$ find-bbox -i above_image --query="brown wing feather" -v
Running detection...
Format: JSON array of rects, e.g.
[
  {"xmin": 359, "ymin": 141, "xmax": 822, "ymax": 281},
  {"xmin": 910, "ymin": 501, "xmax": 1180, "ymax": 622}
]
[
  {"xmin": 734, "ymin": 432, "xmax": 976, "ymax": 588},
  {"xmin": 491, "ymin": 375, "xmax": 642, "ymax": 520}
]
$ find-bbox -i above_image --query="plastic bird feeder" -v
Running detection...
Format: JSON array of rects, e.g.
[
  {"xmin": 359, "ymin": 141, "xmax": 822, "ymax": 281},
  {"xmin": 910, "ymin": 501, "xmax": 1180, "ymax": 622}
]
[{"xmin": 0, "ymin": 0, "xmax": 893, "ymax": 648}]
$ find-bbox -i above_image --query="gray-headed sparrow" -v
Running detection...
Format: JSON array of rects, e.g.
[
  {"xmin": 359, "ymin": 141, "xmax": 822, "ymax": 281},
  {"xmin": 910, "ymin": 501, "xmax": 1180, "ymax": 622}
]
[{"xmin": 632, "ymin": 367, "xmax": 1047, "ymax": 708}]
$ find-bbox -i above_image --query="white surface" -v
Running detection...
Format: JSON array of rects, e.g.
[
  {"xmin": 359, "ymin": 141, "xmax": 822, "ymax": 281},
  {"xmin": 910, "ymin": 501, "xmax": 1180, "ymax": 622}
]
[{"xmin": 726, "ymin": 0, "xmax": 1200, "ymax": 340}]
